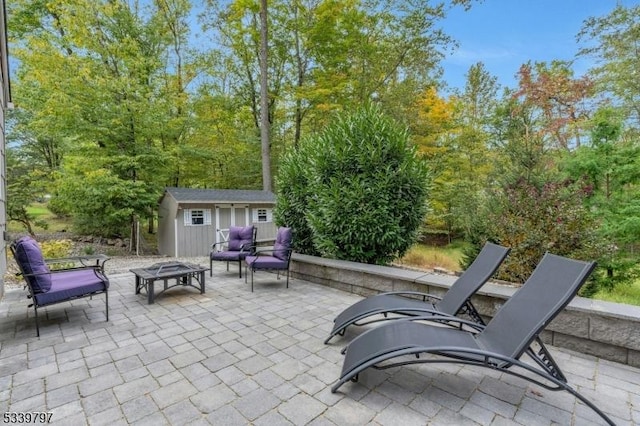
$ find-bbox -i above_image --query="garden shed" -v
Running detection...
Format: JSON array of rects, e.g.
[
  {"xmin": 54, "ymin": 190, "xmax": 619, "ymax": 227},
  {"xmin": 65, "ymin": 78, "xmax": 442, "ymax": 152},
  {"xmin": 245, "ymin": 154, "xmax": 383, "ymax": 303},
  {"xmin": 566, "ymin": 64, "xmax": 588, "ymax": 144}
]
[{"xmin": 157, "ymin": 187, "xmax": 277, "ymax": 257}]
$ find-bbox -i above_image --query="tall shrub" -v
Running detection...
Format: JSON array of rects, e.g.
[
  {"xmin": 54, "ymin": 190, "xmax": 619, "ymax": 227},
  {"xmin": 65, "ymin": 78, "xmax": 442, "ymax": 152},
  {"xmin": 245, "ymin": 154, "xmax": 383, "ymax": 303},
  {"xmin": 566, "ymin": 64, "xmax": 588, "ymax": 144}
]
[
  {"xmin": 275, "ymin": 104, "xmax": 431, "ymax": 265},
  {"xmin": 273, "ymin": 148, "xmax": 319, "ymax": 256}
]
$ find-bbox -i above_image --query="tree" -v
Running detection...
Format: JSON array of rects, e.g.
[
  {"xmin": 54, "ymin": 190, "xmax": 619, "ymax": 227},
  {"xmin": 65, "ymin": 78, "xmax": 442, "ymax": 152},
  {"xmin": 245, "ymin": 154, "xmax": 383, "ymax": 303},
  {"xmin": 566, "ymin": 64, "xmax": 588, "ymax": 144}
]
[
  {"xmin": 6, "ymin": 149, "xmax": 49, "ymax": 235},
  {"xmin": 461, "ymin": 91, "xmax": 604, "ymax": 283},
  {"xmin": 446, "ymin": 63, "xmax": 499, "ymax": 240},
  {"xmin": 410, "ymin": 64, "xmax": 499, "ymax": 242},
  {"xmin": 259, "ymin": 0, "xmax": 272, "ymax": 191},
  {"xmin": 485, "ymin": 178, "xmax": 601, "ymax": 284},
  {"xmin": 9, "ymin": 0, "xmax": 200, "ymax": 237},
  {"xmin": 561, "ymin": 107, "xmax": 640, "ymax": 289},
  {"xmin": 275, "ymin": 104, "xmax": 431, "ymax": 265},
  {"xmin": 578, "ymin": 3, "xmax": 640, "ymax": 125},
  {"xmin": 408, "ymin": 86, "xmax": 456, "ymax": 238},
  {"xmin": 513, "ymin": 61, "xmax": 594, "ymax": 150}
]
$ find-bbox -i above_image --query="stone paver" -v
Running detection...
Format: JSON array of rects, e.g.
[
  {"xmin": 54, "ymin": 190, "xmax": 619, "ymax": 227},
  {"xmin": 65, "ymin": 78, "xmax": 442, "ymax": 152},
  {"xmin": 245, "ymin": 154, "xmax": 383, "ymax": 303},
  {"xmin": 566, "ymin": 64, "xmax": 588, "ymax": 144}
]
[{"xmin": 0, "ymin": 258, "xmax": 636, "ymax": 425}]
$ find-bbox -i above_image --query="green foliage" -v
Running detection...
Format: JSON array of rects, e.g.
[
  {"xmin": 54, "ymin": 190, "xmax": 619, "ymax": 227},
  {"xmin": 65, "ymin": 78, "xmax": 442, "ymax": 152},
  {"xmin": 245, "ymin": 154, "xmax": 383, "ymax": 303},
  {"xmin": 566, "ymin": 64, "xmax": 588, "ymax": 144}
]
[
  {"xmin": 275, "ymin": 104, "xmax": 431, "ymax": 265},
  {"xmin": 484, "ymin": 178, "xmax": 604, "ymax": 284},
  {"xmin": 593, "ymin": 278, "xmax": 640, "ymax": 306},
  {"xmin": 39, "ymin": 239, "xmax": 74, "ymax": 270},
  {"xmin": 40, "ymin": 239, "xmax": 73, "ymax": 259},
  {"xmin": 6, "ymin": 149, "xmax": 50, "ymax": 235},
  {"xmin": 52, "ymin": 168, "xmax": 158, "ymax": 237},
  {"xmin": 559, "ymin": 108, "xmax": 640, "ymax": 291},
  {"xmin": 273, "ymin": 148, "xmax": 319, "ymax": 256},
  {"xmin": 578, "ymin": 4, "xmax": 640, "ymax": 124}
]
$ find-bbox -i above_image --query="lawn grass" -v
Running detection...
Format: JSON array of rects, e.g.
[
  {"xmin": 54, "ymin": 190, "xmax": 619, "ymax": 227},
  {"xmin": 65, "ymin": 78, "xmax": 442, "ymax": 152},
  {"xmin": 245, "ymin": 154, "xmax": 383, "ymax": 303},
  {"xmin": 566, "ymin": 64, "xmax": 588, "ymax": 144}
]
[
  {"xmin": 594, "ymin": 282, "xmax": 640, "ymax": 306},
  {"xmin": 8, "ymin": 202, "xmax": 70, "ymax": 233},
  {"xmin": 397, "ymin": 242, "xmax": 468, "ymax": 272}
]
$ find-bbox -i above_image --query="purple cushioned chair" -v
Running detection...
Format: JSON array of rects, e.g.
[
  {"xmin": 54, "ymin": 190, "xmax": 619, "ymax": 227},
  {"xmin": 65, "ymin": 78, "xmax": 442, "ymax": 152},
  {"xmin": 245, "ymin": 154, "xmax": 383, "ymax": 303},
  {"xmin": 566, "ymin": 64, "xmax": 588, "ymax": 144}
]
[
  {"xmin": 210, "ymin": 226, "xmax": 257, "ymax": 278},
  {"xmin": 244, "ymin": 227, "xmax": 293, "ymax": 292},
  {"xmin": 11, "ymin": 236, "xmax": 110, "ymax": 337}
]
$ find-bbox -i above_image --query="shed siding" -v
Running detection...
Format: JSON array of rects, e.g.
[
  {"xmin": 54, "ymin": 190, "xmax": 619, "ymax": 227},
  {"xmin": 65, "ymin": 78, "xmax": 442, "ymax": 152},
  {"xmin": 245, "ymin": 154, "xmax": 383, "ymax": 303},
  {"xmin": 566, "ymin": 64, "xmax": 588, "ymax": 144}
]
[
  {"xmin": 249, "ymin": 204, "xmax": 278, "ymax": 243},
  {"xmin": 177, "ymin": 203, "xmax": 217, "ymax": 257},
  {"xmin": 156, "ymin": 189, "xmax": 279, "ymax": 256},
  {"xmin": 157, "ymin": 195, "xmax": 178, "ymax": 256}
]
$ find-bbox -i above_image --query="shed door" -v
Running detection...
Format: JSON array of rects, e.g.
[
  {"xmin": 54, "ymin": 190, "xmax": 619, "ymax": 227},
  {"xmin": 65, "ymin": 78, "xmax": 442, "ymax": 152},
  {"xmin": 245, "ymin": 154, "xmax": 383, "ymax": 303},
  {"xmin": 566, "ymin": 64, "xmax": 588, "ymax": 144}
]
[{"xmin": 215, "ymin": 205, "xmax": 250, "ymax": 245}]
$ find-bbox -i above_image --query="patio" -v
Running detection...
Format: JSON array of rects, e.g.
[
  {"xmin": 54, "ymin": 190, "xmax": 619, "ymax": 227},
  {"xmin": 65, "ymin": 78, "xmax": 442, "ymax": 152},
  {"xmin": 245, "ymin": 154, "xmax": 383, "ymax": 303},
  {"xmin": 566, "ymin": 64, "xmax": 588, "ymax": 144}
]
[{"xmin": 0, "ymin": 259, "xmax": 637, "ymax": 425}]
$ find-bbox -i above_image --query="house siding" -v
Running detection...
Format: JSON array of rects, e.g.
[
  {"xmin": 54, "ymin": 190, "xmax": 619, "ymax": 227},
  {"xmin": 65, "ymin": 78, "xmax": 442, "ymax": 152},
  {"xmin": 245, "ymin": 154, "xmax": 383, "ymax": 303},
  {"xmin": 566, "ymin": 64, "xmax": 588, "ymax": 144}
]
[
  {"xmin": 0, "ymin": 0, "xmax": 10, "ymax": 299},
  {"xmin": 0, "ymin": 93, "xmax": 6, "ymax": 299}
]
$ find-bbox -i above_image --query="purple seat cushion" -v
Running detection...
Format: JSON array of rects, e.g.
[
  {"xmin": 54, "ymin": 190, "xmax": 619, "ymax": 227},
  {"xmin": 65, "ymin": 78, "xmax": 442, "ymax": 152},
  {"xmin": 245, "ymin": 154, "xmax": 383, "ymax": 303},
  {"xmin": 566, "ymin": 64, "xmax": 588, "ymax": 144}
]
[
  {"xmin": 211, "ymin": 250, "xmax": 248, "ymax": 261},
  {"xmin": 273, "ymin": 227, "xmax": 292, "ymax": 260},
  {"xmin": 13, "ymin": 237, "xmax": 52, "ymax": 293},
  {"xmin": 245, "ymin": 255, "xmax": 288, "ymax": 270},
  {"xmin": 227, "ymin": 226, "xmax": 254, "ymax": 251},
  {"xmin": 34, "ymin": 269, "xmax": 109, "ymax": 306}
]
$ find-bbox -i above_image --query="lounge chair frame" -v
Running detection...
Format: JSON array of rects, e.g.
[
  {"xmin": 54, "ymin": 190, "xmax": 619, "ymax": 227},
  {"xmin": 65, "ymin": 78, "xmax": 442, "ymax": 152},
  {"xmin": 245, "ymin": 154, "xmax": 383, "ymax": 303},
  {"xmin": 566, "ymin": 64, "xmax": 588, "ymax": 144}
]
[
  {"xmin": 325, "ymin": 242, "xmax": 510, "ymax": 344},
  {"xmin": 331, "ymin": 253, "xmax": 614, "ymax": 425}
]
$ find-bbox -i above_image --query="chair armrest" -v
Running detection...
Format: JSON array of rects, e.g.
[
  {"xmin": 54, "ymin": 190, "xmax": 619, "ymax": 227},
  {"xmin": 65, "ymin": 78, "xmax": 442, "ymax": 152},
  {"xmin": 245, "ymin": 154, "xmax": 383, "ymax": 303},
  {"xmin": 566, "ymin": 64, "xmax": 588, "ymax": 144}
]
[
  {"xmin": 239, "ymin": 243, "xmax": 254, "ymax": 253},
  {"xmin": 211, "ymin": 241, "xmax": 227, "ymax": 251},
  {"xmin": 252, "ymin": 247, "xmax": 292, "ymax": 256},
  {"xmin": 45, "ymin": 254, "xmax": 110, "ymax": 272},
  {"xmin": 381, "ymin": 291, "xmax": 443, "ymax": 302},
  {"xmin": 403, "ymin": 315, "xmax": 486, "ymax": 333}
]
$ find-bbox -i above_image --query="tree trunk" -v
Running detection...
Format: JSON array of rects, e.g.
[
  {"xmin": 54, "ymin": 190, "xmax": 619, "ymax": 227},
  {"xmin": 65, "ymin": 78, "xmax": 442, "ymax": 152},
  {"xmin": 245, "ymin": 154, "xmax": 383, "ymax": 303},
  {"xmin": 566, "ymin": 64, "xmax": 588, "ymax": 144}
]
[{"xmin": 259, "ymin": 0, "xmax": 272, "ymax": 191}]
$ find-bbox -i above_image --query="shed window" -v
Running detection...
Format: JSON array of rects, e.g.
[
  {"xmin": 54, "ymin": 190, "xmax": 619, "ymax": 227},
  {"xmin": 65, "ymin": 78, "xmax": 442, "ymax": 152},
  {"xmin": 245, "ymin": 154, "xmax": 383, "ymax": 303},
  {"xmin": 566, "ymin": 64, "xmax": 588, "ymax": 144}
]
[
  {"xmin": 184, "ymin": 209, "xmax": 211, "ymax": 226},
  {"xmin": 252, "ymin": 208, "xmax": 273, "ymax": 223}
]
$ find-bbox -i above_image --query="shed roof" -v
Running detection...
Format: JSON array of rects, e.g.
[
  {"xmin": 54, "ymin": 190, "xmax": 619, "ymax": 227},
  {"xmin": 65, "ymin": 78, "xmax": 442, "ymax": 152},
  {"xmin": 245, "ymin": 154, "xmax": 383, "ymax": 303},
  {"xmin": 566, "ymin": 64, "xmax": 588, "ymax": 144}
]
[{"xmin": 163, "ymin": 187, "xmax": 276, "ymax": 204}]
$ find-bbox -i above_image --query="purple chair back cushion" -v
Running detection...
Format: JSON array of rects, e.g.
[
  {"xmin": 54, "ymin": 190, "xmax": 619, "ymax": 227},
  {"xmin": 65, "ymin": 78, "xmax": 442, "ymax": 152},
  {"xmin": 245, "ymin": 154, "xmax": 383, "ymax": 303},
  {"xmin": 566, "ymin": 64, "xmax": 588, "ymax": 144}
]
[
  {"xmin": 273, "ymin": 227, "xmax": 293, "ymax": 261},
  {"xmin": 227, "ymin": 226, "xmax": 254, "ymax": 251},
  {"xmin": 13, "ymin": 237, "xmax": 52, "ymax": 293}
]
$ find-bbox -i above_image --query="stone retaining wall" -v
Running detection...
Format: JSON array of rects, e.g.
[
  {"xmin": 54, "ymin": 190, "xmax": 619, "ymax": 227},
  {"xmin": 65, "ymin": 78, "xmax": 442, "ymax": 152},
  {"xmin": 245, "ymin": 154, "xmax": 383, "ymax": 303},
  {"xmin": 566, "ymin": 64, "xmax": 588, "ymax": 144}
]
[{"xmin": 290, "ymin": 253, "xmax": 640, "ymax": 367}]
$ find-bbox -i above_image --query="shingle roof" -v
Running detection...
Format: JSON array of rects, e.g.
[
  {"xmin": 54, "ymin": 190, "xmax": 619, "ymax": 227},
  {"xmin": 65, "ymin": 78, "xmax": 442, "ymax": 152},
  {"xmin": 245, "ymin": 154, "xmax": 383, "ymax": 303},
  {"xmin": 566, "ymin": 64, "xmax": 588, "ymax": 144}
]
[{"xmin": 163, "ymin": 187, "xmax": 276, "ymax": 204}]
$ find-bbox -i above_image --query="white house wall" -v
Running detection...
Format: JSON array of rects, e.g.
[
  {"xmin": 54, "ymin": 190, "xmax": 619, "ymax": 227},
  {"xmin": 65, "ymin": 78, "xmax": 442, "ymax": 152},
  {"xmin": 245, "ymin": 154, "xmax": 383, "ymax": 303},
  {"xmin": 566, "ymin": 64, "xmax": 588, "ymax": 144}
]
[{"xmin": 0, "ymin": 0, "xmax": 9, "ymax": 300}]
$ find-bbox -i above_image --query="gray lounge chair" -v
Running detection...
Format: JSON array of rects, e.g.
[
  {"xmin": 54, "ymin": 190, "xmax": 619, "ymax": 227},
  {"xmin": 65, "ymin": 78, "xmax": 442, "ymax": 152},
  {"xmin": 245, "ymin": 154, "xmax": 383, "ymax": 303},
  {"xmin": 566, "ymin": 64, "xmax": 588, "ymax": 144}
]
[
  {"xmin": 331, "ymin": 253, "xmax": 614, "ymax": 425},
  {"xmin": 325, "ymin": 242, "xmax": 510, "ymax": 344}
]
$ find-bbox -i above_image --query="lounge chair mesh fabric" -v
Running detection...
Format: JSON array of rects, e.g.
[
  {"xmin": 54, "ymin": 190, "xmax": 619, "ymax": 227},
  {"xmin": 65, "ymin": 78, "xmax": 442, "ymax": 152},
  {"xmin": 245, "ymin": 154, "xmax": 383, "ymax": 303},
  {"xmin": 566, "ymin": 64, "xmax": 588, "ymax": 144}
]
[
  {"xmin": 332, "ymin": 253, "xmax": 615, "ymax": 425},
  {"xmin": 325, "ymin": 242, "xmax": 510, "ymax": 344}
]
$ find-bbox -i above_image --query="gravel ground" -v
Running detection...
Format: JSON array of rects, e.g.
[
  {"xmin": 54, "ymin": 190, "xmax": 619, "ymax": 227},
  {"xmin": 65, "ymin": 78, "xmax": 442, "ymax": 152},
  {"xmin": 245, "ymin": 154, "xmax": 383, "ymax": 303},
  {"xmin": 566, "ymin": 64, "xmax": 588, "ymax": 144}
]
[{"xmin": 102, "ymin": 255, "xmax": 210, "ymax": 275}]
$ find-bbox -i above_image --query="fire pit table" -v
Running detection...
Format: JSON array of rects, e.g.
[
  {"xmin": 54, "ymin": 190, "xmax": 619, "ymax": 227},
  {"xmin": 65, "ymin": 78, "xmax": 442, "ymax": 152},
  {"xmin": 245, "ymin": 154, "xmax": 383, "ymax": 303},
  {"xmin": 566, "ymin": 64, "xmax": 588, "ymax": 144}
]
[{"xmin": 130, "ymin": 261, "xmax": 209, "ymax": 304}]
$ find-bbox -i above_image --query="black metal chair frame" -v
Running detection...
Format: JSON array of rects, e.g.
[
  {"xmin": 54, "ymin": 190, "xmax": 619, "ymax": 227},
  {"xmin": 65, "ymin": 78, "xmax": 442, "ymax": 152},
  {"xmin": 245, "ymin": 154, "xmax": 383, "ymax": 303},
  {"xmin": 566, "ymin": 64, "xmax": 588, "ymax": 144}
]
[
  {"xmin": 244, "ymin": 246, "xmax": 293, "ymax": 292},
  {"xmin": 331, "ymin": 253, "xmax": 615, "ymax": 426},
  {"xmin": 210, "ymin": 226, "xmax": 257, "ymax": 278},
  {"xmin": 10, "ymin": 240, "xmax": 110, "ymax": 337},
  {"xmin": 324, "ymin": 242, "xmax": 510, "ymax": 344}
]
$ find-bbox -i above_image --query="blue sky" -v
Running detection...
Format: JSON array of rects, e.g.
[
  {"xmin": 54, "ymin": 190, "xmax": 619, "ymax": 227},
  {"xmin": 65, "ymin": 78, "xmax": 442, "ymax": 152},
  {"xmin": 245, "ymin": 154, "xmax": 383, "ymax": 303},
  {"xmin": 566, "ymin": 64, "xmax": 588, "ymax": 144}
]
[{"xmin": 439, "ymin": 0, "xmax": 636, "ymax": 92}]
